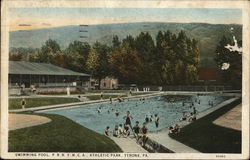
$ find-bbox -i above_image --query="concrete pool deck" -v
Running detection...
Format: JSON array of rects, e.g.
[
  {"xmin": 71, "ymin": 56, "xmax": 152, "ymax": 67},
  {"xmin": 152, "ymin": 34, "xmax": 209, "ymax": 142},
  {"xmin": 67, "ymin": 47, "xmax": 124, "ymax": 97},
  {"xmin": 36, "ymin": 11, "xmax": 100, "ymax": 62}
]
[
  {"xmin": 213, "ymin": 103, "xmax": 241, "ymax": 131},
  {"xmin": 9, "ymin": 113, "xmax": 51, "ymax": 131},
  {"xmin": 110, "ymin": 137, "xmax": 148, "ymax": 153}
]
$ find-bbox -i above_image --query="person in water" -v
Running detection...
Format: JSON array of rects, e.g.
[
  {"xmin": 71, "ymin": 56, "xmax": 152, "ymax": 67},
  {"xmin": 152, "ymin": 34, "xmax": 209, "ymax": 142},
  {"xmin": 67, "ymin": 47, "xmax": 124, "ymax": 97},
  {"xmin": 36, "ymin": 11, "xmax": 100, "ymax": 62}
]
[
  {"xmin": 115, "ymin": 110, "xmax": 119, "ymax": 117},
  {"xmin": 193, "ymin": 107, "xmax": 197, "ymax": 114},
  {"xmin": 145, "ymin": 115, "xmax": 150, "ymax": 123},
  {"xmin": 117, "ymin": 96, "xmax": 123, "ymax": 102},
  {"xmin": 155, "ymin": 114, "xmax": 159, "ymax": 128},
  {"xmin": 123, "ymin": 111, "xmax": 133, "ymax": 129},
  {"xmin": 109, "ymin": 96, "xmax": 112, "ymax": 104},
  {"xmin": 181, "ymin": 112, "xmax": 187, "ymax": 121},
  {"xmin": 97, "ymin": 107, "xmax": 101, "ymax": 114},
  {"xmin": 150, "ymin": 115, "xmax": 154, "ymax": 122},
  {"xmin": 104, "ymin": 126, "xmax": 110, "ymax": 136}
]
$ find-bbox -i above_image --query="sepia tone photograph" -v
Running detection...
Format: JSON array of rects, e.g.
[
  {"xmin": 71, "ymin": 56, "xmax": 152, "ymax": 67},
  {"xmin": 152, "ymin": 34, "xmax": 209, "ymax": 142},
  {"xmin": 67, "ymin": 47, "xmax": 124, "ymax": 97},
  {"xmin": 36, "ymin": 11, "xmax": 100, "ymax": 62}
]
[{"xmin": 1, "ymin": 0, "xmax": 249, "ymax": 159}]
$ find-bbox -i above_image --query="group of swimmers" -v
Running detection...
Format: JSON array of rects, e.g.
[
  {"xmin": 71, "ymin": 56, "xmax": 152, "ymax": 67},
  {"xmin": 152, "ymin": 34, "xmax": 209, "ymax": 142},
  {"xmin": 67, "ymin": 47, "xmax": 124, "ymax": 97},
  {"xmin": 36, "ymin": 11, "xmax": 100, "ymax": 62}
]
[
  {"xmin": 103, "ymin": 111, "xmax": 152, "ymax": 147},
  {"xmin": 144, "ymin": 114, "xmax": 159, "ymax": 128},
  {"xmin": 181, "ymin": 111, "xmax": 196, "ymax": 122},
  {"xmin": 169, "ymin": 124, "xmax": 180, "ymax": 134}
]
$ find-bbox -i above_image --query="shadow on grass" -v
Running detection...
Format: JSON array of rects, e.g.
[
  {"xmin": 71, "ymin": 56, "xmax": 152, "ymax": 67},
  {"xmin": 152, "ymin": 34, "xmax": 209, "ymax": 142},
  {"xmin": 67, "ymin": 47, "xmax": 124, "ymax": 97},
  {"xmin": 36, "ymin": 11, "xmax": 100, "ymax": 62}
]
[
  {"xmin": 9, "ymin": 113, "xmax": 122, "ymax": 152},
  {"xmin": 170, "ymin": 99, "xmax": 241, "ymax": 153}
]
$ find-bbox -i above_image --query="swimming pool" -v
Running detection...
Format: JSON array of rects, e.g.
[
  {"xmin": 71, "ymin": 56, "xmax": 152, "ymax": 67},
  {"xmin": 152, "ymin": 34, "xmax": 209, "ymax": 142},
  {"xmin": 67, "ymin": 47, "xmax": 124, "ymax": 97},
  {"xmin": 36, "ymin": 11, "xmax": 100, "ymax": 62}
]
[{"xmin": 45, "ymin": 94, "xmax": 231, "ymax": 134}]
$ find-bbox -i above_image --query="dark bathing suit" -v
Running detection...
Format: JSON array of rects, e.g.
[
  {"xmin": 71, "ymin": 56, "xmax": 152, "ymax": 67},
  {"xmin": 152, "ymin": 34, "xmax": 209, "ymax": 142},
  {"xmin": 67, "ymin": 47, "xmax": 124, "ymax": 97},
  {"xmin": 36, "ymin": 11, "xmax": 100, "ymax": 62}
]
[
  {"xmin": 125, "ymin": 116, "xmax": 131, "ymax": 125},
  {"xmin": 133, "ymin": 126, "xmax": 140, "ymax": 134}
]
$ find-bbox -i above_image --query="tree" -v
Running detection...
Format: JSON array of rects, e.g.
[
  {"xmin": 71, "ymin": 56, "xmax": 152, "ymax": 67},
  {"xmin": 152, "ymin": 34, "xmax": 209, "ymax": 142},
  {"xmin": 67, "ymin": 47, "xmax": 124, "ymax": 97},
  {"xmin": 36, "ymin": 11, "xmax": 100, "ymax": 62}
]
[
  {"xmin": 112, "ymin": 35, "xmax": 121, "ymax": 49},
  {"xmin": 9, "ymin": 52, "xmax": 22, "ymax": 61},
  {"xmin": 108, "ymin": 44, "xmax": 141, "ymax": 84},
  {"xmin": 86, "ymin": 48, "xmax": 100, "ymax": 78},
  {"xmin": 64, "ymin": 41, "xmax": 90, "ymax": 72},
  {"xmin": 34, "ymin": 39, "xmax": 61, "ymax": 63},
  {"xmin": 135, "ymin": 32, "xmax": 156, "ymax": 84},
  {"xmin": 214, "ymin": 36, "xmax": 242, "ymax": 88},
  {"xmin": 122, "ymin": 35, "xmax": 135, "ymax": 49},
  {"xmin": 86, "ymin": 42, "xmax": 110, "ymax": 89}
]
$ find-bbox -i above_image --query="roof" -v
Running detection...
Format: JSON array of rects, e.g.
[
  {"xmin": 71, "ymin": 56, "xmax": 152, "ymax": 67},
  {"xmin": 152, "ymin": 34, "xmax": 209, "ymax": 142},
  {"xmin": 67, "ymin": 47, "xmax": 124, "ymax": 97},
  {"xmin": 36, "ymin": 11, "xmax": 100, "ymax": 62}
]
[
  {"xmin": 197, "ymin": 67, "xmax": 220, "ymax": 80},
  {"xmin": 9, "ymin": 61, "xmax": 90, "ymax": 76}
]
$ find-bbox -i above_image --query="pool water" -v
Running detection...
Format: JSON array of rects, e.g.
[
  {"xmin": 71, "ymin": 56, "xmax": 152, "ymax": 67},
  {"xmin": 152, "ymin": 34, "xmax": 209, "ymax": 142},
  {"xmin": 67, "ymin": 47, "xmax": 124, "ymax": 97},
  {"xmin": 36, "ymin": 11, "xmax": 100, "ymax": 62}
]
[{"xmin": 45, "ymin": 94, "xmax": 231, "ymax": 134}]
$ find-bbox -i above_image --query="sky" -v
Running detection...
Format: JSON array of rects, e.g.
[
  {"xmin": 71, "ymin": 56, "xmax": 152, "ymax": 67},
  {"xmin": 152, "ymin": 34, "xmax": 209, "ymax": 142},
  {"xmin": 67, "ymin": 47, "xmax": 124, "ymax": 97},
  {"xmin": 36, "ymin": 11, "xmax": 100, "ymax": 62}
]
[{"xmin": 9, "ymin": 8, "xmax": 242, "ymax": 31}]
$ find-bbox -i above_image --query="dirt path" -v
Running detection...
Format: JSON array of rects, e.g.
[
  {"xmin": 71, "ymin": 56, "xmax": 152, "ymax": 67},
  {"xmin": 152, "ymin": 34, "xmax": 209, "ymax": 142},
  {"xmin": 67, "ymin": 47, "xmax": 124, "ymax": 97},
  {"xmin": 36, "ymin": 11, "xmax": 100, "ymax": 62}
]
[
  {"xmin": 213, "ymin": 104, "xmax": 241, "ymax": 131},
  {"xmin": 9, "ymin": 114, "xmax": 51, "ymax": 131}
]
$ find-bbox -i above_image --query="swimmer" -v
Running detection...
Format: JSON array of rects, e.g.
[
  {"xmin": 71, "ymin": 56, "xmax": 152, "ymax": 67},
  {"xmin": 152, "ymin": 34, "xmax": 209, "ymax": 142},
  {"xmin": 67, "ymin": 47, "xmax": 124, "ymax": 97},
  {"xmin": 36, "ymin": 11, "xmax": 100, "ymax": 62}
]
[
  {"xmin": 141, "ymin": 122, "xmax": 148, "ymax": 147},
  {"xmin": 132, "ymin": 121, "xmax": 141, "ymax": 142},
  {"xmin": 118, "ymin": 124, "xmax": 124, "ymax": 137},
  {"xmin": 181, "ymin": 112, "xmax": 187, "ymax": 121},
  {"xmin": 113, "ymin": 125, "xmax": 119, "ymax": 137},
  {"xmin": 193, "ymin": 107, "xmax": 197, "ymax": 114},
  {"xmin": 115, "ymin": 110, "xmax": 119, "ymax": 117},
  {"xmin": 97, "ymin": 107, "xmax": 101, "ymax": 114},
  {"xmin": 123, "ymin": 124, "xmax": 130, "ymax": 138},
  {"xmin": 109, "ymin": 96, "xmax": 112, "ymax": 104},
  {"xmin": 145, "ymin": 115, "xmax": 149, "ymax": 123},
  {"xmin": 123, "ymin": 111, "xmax": 133, "ymax": 129},
  {"xmin": 150, "ymin": 115, "xmax": 154, "ymax": 122},
  {"xmin": 154, "ymin": 114, "xmax": 159, "ymax": 128},
  {"xmin": 104, "ymin": 126, "xmax": 110, "ymax": 136}
]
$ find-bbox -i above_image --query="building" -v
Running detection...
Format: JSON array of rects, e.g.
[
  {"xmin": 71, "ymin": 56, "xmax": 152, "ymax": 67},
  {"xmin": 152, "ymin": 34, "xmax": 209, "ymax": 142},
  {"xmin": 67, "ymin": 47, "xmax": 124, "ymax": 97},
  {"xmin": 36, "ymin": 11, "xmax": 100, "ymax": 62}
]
[
  {"xmin": 89, "ymin": 77, "xmax": 118, "ymax": 90},
  {"xmin": 9, "ymin": 61, "xmax": 90, "ymax": 94},
  {"xmin": 197, "ymin": 67, "xmax": 221, "ymax": 84}
]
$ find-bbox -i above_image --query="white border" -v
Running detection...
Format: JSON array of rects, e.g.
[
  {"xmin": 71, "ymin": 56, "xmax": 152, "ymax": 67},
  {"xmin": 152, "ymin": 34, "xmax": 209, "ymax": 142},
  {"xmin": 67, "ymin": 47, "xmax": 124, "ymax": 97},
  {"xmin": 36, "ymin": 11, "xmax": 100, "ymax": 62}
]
[{"xmin": 1, "ymin": 0, "xmax": 249, "ymax": 159}]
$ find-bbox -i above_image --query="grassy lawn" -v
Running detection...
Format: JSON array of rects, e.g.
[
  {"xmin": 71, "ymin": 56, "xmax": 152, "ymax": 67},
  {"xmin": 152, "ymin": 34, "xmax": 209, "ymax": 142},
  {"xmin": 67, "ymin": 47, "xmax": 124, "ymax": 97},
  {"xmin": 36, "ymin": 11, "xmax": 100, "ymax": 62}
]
[
  {"xmin": 169, "ymin": 99, "xmax": 241, "ymax": 153},
  {"xmin": 9, "ymin": 97, "xmax": 80, "ymax": 110},
  {"xmin": 9, "ymin": 113, "xmax": 122, "ymax": 152}
]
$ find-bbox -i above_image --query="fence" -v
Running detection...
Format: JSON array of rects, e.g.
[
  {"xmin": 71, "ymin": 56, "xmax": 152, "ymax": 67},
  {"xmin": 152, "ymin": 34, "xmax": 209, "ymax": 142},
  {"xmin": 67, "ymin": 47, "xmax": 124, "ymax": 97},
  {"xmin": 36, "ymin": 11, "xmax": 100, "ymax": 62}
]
[{"xmin": 132, "ymin": 85, "xmax": 241, "ymax": 92}]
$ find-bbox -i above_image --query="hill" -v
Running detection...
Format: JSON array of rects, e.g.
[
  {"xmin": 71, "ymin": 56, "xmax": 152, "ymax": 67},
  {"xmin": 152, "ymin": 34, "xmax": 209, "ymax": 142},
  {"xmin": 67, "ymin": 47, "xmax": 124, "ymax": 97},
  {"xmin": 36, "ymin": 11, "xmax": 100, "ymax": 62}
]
[{"xmin": 9, "ymin": 22, "xmax": 242, "ymax": 67}]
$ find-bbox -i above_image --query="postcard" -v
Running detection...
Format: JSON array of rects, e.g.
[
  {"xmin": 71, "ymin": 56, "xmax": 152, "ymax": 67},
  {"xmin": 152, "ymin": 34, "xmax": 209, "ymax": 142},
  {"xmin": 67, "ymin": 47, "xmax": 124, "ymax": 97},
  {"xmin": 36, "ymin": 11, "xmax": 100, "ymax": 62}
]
[{"xmin": 1, "ymin": 0, "xmax": 249, "ymax": 159}]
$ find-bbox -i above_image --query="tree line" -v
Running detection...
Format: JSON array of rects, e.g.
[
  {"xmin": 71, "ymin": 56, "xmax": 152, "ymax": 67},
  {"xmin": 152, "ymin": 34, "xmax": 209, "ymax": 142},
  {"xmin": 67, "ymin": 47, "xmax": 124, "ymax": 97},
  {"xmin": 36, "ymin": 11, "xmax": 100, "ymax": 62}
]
[
  {"xmin": 9, "ymin": 30, "xmax": 200, "ymax": 86},
  {"xmin": 214, "ymin": 35, "xmax": 242, "ymax": 89}
]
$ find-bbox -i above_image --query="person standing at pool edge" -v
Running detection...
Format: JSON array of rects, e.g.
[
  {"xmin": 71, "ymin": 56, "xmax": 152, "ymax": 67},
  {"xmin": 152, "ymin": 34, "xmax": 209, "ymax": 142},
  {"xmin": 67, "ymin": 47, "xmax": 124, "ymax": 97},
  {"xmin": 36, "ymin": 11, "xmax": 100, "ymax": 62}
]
[
  {"xmin": 100, "ymin": 92, "xmax": 103, "ymax": 100},
  {"xmin": 132, "ymin": 121, "xmax": 141, "ymax": 142},
  {"xmin": 21, "ymin": 98, "xmax": 26, "ymax": 110},
  {"xmin": 141, "ymin": 122, "xmax": 148, "ymax": 147}
]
